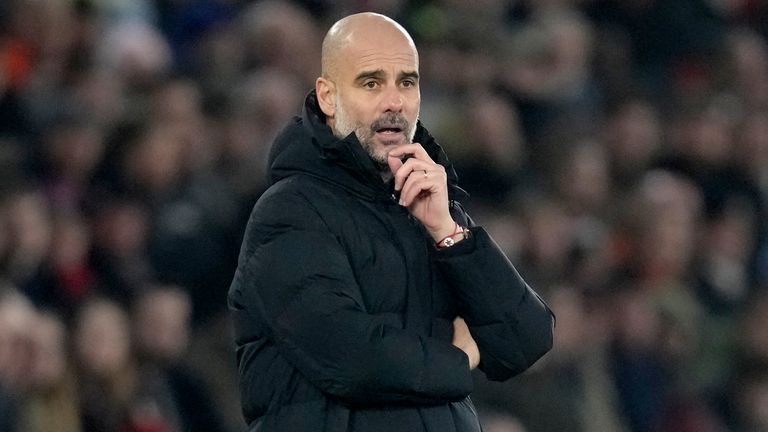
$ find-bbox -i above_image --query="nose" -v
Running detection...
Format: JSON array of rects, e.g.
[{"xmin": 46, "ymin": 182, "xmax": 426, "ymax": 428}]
[{"xmin": 383, "ymin": 86, "xmax": 404, "ymax": 112}]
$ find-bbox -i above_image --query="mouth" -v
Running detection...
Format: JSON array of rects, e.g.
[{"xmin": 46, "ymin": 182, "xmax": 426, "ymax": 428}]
[
  {"xmin": 370, "ymin": 114, "xmax": 409, "ymax": 145},
  {"xmin": 374, "ymin": 127, "xmax": 406, "ymax": 146},
  {"xmin": 375, "ymin": 127, "xmax": 404, "ymax": 135}
]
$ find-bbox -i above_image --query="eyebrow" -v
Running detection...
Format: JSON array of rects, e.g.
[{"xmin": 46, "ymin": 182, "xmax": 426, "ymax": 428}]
[
  {"xmin": 400, "ymin": 71, "xmax": 420, "ymax": 81},
  {"xmin": 353, "ymin": 69, "xmax": 420, "ymax": 83}
]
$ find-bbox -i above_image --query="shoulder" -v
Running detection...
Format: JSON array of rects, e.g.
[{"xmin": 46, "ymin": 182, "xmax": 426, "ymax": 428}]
[
  {"xmin": 244, "ymin": 174, "xmax": 351, "ymax": 240},
  {"xmin": 237, "ymin": 177, "xmax": 331, "ymax": 260},
  {"xmin": 250, "ymin": 176, "xmax": 329, "ymax": 224}
]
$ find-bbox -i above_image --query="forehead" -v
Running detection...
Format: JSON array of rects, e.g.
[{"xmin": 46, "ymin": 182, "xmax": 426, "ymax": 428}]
[
  {"xmin": 337, "ymin": 29, "xmax": 418, "ymax": 79},
  {"xmin": 348, "ymin": 49, "xmax": 417, "ymax": 74}
]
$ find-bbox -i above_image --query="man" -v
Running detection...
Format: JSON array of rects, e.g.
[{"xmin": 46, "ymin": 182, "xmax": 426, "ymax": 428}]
[{"xmin": 228, "ymin": 12, "xmax": 554, "ymax": 432}]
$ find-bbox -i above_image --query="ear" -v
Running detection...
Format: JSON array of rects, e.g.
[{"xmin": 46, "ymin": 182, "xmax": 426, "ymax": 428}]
[{"xmin": 316, "ymin": 77, "xmax": 336, "ymax": 118}]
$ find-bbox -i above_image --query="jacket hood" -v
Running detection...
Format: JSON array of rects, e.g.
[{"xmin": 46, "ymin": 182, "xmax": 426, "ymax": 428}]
[{"xmin": 266, "ymin": 91, "xmax": 466, "ymax": 202}]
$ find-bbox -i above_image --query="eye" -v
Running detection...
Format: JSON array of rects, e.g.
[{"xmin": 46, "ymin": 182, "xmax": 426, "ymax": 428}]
[
  {"xmin": 363, "ymin": 80, "xmax": 379, "ymax": 89},
  {"xmin": 401, "ymin": 79, "xmax": 417, "ymax": 88}
]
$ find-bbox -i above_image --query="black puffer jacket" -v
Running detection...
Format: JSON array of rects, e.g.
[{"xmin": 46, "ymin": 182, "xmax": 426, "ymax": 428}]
[{"xmin": 228, "ymin": 91, "xmax": 554, "ymax": 432}]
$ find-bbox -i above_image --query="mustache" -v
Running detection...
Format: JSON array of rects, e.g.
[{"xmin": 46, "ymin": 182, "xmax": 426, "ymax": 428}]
[{"xmin": 370, "ymin": 112, "xmax": 410, "ymax": 133}]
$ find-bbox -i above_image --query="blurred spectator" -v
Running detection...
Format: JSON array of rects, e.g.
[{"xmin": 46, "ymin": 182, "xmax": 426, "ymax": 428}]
[
  {"xmin": 516, "ymin": 195, "xmax": 576, "ymax": 289},
  {"xmin": 39, "ymin": 114, "xmax": 106, "ymax": 213},
  {"xmin": 554, "ymin": 138, "xmax": 611, "ymax": 217},
  {"xmin": 238, "ymin": 0, "xmax": 321, "ymax": 86},
  {"xmin": 735, "ymin": 110, "xmax": 768, "ymax": 196},
  {"xmin": 131, "ymin": 284, "xmax": 227, "ymax": 432},
  {"xmin": 605, "ymin": 171, "xmax": 733, "ymax": 432},
  {"xmin": 658, "ymin": 96, "xmax": 766, "ymax": 295},
  {"xmin": 184, "ymin": 313, "xmax": 242, "ymax": 432},
  {"xmin": 0, "ymin": 289, "xmax": 36, "ymax": 431},
  {"xmin": 602, "ymin": 97, "xmax": 663, "ymax": 192},
  {"xmin": 587, "ymin": 0, "xmax": 726, "ymax": 99},
  {"xmin": 183, "ymin": 18, "xmax": 245, "ymax": 97},
  {"xmin": 28, "ymin": 212, "xmax": 97, "ymax": 316},
  {"xmin": 118, "ymin": 122, "xmax": 186, "ymax": 199},
  {"xmin": 504, "ymin": 6, "xmax": 594, "ymax": 104},
  {"xmin": 132, "ymin": 285, "xmax": 190, "ymax": 366},
  {"xmin": 96, "ymin": 21, "xmax": 172, "ymax": 89},
  {"xmin": 727, "ymin": 361, "xmax": 768, "ymax": 432},
  {"xmin": 154, "ymin": 0, "xmax": 241, "ymax": 77},
  {"xmin": 721, "ymin": 291, "xmax": 768, "ymax": 431},
  {"xmin": 72, "ymin": 297, "xmax": 138, "ymax": 432},
  {"xmin": 445, "ymin": 91, "xmax": 532, "ymax": 206},
  {"xmin": 16, "ymin": 310, "xmax": 81, "ymax": 432},
  {"xmin": 101, "ymin": 118, "xmax": 236, "ymax": 323},
  {"xmin": 553, "ymin": 139, "xmax": 616, "ymax": 290},
  {"xmin": 723, "ymin": 28, "xmax": 768, "ymax": 111},
  {"xmin": 3, "ymin": 187, "xmax": 53, "ymax": 298},
  {"xmin": 219, "ymin": 67, "xmax": 304, "ymax": 202},
  {"xmin": 89, "ymin": 197, "xmax": 154, "ymax": 304},
  {"xmin": 503, "ymin": 5, "xmax": 599, "ymax": 144},
  {"xmin": 472, "ymin": 283, "xmax": 628, "ymax": 432},
  {"xmin": 695, "ymin": 197, "xmax": 758, "ymax": 313}
]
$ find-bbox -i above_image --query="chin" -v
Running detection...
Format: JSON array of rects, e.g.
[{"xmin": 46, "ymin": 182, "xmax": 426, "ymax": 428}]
[
  {"xmin": 371, "ymin": 150, "xmax": 390, "ymax": 165},
  {"xmin": 362, "ymin": 135, "xmax": 406, "ymax": 165},
  {"xmin": 372, "ymin": 143, "xmax": 398, "ymax": 162}
]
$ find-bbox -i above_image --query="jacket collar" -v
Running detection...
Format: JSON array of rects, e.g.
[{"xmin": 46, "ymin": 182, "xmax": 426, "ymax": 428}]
[{"xmin": 268, "ymin": 90, "xmax": 467, "ymax": 202}]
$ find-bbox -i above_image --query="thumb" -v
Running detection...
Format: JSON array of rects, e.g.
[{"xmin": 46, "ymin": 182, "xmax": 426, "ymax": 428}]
[{"xmin": 387, "ymin": 153, "xmax": 403, "ymax": 176}]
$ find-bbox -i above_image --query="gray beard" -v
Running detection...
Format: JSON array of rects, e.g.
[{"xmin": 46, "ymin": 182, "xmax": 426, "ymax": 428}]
[{"xmin": 332, "ymin": 98, "xmax": 416, "ymax": 175}]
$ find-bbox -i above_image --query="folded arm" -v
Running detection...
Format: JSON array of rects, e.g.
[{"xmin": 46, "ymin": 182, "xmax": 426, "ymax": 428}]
[
  {"xmin": 433, "ymin": 227, "xmax": 555, "ymax": 381},
  {"xmin": 229, "ymin": 188, "xmax": 473, "ymax": 406}
]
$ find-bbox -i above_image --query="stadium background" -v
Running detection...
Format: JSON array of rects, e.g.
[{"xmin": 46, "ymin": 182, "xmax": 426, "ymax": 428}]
[{"xmin": 1, "ymin": 0, "xmax": 768, "ymax": 431}]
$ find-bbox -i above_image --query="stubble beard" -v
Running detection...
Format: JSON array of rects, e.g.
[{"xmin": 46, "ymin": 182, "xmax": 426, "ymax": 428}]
[{"xmin": 333, "ymin": 95, "xmax": 417, "ymax": 173}]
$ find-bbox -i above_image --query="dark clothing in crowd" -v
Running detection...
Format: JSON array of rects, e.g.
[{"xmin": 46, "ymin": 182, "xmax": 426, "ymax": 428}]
[{"xmin": 228, "ymin": 92, "xmax": 554, "ymax": 432}]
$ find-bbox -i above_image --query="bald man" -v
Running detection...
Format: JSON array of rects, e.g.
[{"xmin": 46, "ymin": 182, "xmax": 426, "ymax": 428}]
[{"xmin": 228, "ymin": 13, "xmax": 554, "ymax": 432}]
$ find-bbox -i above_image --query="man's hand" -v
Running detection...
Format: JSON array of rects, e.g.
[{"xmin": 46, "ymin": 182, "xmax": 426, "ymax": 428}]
[
  {"xmin": 452, "ymin": 317, "xmax": 480, "ymax": 370},
  {"xmin": 387, "ymin": 144, "xmax": 456, "ymax": 242}
]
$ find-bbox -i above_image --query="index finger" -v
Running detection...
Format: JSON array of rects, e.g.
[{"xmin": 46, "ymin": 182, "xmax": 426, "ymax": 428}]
[
  {"xmin": 387, "ymin": 143, "xmax": 430, "ymax": 178},
  {"xmin": 387, "ymin": 143, "xmax": 431, "ymax": 162}
]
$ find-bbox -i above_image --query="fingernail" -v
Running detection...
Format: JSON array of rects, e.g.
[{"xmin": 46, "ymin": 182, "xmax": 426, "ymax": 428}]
[{"xmin": 398, "ymin": 199, "xmax": 405, "ymax": 206}]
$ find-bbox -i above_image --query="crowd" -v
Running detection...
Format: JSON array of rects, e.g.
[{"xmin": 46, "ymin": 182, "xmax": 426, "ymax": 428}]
[{"xmin": 1, "ymin": 0, "xmax": 768, "ymax": 431}]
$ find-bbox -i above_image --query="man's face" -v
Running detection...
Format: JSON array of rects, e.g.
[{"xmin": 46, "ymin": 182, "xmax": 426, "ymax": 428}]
[{"xmin": 329, "ymin": 30, "xmax": 420, "ymax": 167}]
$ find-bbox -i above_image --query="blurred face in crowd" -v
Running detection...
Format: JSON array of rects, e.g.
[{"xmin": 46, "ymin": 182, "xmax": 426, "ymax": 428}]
[
  {"xmin": 0, "ymin": 294, "xmax": 36, "ymax": 390},
  {"xmin": 6, "ymin": 191, "xmax": 52, "ymax": 270},
  {"xmin": 316, "ymin": 13, "xmax": 420, "ymax": 168},
  {"xmin": 29, "ymin": 312, "xmax": 68, "ymax": 389},
  {"xmin": 133, "ymin": 286, "xmax": 191, "ymax": 363},
  {"xmin": 73, "ymin": 299, "xmax": 132, "ymax": 378}
]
